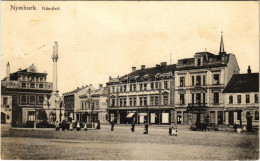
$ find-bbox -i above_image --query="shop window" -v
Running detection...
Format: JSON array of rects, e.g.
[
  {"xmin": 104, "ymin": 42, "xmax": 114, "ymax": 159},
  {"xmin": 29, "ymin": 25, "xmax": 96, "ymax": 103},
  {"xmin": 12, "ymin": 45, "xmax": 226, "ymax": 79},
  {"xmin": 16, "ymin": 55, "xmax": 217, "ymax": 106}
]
[
  {"xmin": 246, "ymin": 94, "xmax": 250, "ymax": 103},
  {"xmin": 255, "ymin": 94, "xmax": 258, "ymax": 103},
  {"xmin": 229, "ymin": 96, "xmax": 233, "ymax": 104},
  {"xmin": 237, "ymin": 95, "xmax": 241, "ymax": 104},
  {"xmin": 28, "ymin": 111, "xmax": 35, "ymax": 121},
  {"xmin": 237, "ymin": 111, "xmax": 241, "ymax": 120},
  {"xmin": 180, "ymin": 94, "xmax": 185, "ymax": 105},
  {"xmin": 180, "ymin": 77, "xmax": 185, "ymax": 87},
  {"xmin": 196, "ymin": 76, "xmax": 201, "ymax": 85},
  {"xmin": 214, "ymin": 92, "xmax": 219, "ymax": 104},
  {"xmin": 213, "ymin": 74, "xmax": 220, "ymax": 85},
  {"xmin": 255, "ymin": 111, "xmax": 259, "ymax": 120}
]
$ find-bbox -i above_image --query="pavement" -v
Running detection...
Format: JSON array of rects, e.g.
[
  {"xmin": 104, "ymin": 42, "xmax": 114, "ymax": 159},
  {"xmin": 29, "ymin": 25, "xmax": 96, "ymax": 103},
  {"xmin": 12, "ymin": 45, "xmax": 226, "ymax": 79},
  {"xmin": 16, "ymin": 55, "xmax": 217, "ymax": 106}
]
[{"xmin": 1, "ymin": 124, "xmax": 259, "ymax": 160}]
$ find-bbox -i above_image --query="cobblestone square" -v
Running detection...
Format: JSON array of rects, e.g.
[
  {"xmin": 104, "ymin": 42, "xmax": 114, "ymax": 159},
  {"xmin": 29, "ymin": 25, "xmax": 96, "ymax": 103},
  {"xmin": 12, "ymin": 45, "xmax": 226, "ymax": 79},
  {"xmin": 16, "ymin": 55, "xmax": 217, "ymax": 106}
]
[{"xmin": 1, "ymin": 124, "xmax": 258, "ymax": 160}]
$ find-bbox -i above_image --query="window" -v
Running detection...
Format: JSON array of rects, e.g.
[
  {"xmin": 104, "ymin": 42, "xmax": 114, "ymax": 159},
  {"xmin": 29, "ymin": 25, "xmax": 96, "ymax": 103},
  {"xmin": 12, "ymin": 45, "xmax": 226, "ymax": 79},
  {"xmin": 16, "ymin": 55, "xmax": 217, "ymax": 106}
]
[
  {"xmin": 111, "ymin": 98, "xmax": 115, "ymax": 107},
  {"xmin": 81, "ymin": 102, "xmax": 84, "ymax": 110},
  {"xmin": 214, "ymin": 92, "xmax": 219, "ymax": 104},
  {"xmin": 144, "ymin": 97, "xmax": 147, "ymax": 106},
  {"xmin": 203, "ymin": 75, "xmax": 206, "ymax": 85},
  {"xmin": 123, "ymin": 98, "xmax": 126, "ymax": 107},
  {"xmin": 22, "ymin": 83, "xmax": 26, "ymax": 88},
  {"xmin": 229, "ymin": 96, "xmax": 233, "ymax": 104},
  {"xmin": 203, "ymin": 93, "xmax": 206, "ymax": 104},
  {"xmin": 197, "ymin": 58, "xmax": 201, "ymax": 66},
  {"xmin": 192, "ymin": 76, "xmax": 194, "ymax": 86},
  {"xmin": 150, "ymin": 83, "xmax": 154, "ymax": 90},
  {"xmin": 139, "ymin": 97, "xmax": 143, "ymax": 106},
  {"xmin": 40, "ymin": 77, "xmax": 43, "ymax": 82},
  {"xmin": 28, "ymin": 111, "xmax": 35, "ymax": 121},
  {"xmin": 30, "ymin": 83, "xmax": 35, "ymax": 88},
  {"xmin": 29, "ymin": 96, "xmax": 36, "ymax": 104},
  {"xmin": 39, "ymin": 84, "xmax": 44, "ymax": 88},
  {"xmin": 112, "ymin": 87, "xmax": 115, "ymax": 93},
  {"xmin": 192, "ymin": 93, "xmax": 194, "ymax": 104},
  {"xmin": 155, "ymin": 96, "xmax": 159, "ymax": 105},
  {"xmin": 130, "ymin": 98, "xmax": 133, "ymax": 106},
  {"xmin": 133, "ymin": 84, "xmax": 136, "ymax": 91},
  {"xmin": 255, "ymin": 94, "xmax": 258, "ymax": 103},
  {"xmin": 196, "ymin": 93, "xmax": 201, "ymax": 104},
  {"xmin": 38, "ymin": 96, "xmax": 44, "ymax": 104},
  {"xmin": 246, "ymin": 94, "xmax": 250, "ymax": 103},
  {"xmin": 213, "ymin": 74, "xmax": 220, "ymax": 85},
  {"xmin": 133, "ymin": 98, "xmax": 136, "ymax": 106},
  {"xmin": 255, "ymin": 111, "xmax": 259, "ymax": 120},
  {"xmin": 196, "ymin": 76, "xmax": 201, "ymax": 85},
  {"xmin": 163, "ymin": 95, "xmax": 168, "ymax": 105},
  {"xmin": 180, "ymin": 94, "xmax": 185, "ymax": 105},
  {"xmin": 155, "ymin": 82, "xmax": 159, "ymax": 89},
  {"xmin": 237, "ymin": 111, "xmax": 241, "ymax": 120},
  {"xmin": 144, "ymin": 83, "xmax": 147, "ymax": 91},
  {"xmin": 22, "ymin": 76, "xmax": 26, "ymax": 81},
  {"xmin": 150, "ymin": 96, "xmax": 154, "ymax": 105},
  {"xmin": 120, "ymin": 98, "xmax": 123, "ymax": 107},
  {"xmin": 180, "ymin": 77, "xmax": 185, "ymax": 87},
  {"xmin": 7, "ymin": 115, "xmax": 10, "ymax": 120},
  {"xmin": 237, "ymin": 95, "xmax": 241, "ymax": 104},
  {"xmin": 21, "ymin": 95, "xmax": 27, "ymax": 103},
  {"xmin": 3, "ymin": 97, "xmax": 8, "ymax": 106},
  {"xmin": 129, "ymin": 85, "xmax": 132, "ymax": 92},
  {"xmin": 164, "ymin": 81, "xmax": 168, "ymax": 89},
  {"xmin": 124, "ymin": 85, "xmax": 127, "ymax": 92},
  {"xmin": 140, "ymin": 84, "xmax": 143, "ymax": 91},
  {"xmin": 120, "ymin": 86, "xmax": 123, "ymax": 92}
]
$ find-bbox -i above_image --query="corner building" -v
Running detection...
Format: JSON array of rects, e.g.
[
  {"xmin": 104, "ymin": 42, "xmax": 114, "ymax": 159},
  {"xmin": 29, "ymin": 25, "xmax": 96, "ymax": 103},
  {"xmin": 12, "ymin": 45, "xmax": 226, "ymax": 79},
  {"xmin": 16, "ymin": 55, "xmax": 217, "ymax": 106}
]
[
  {"xmin": 106, "ymin": 62, "xmax": 176, "ymax": 125},
  {"xmin": 174, "ymin": 37, "xmax": 240, "ymax": 125}
]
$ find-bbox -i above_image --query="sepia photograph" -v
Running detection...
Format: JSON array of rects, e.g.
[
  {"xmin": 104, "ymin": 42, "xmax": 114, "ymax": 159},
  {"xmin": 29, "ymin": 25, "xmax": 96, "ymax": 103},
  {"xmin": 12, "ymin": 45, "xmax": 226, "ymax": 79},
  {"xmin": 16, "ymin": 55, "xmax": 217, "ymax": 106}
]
[{"xmin": 1, "ymin": 1, "xmax": 259, "ymax": 160}]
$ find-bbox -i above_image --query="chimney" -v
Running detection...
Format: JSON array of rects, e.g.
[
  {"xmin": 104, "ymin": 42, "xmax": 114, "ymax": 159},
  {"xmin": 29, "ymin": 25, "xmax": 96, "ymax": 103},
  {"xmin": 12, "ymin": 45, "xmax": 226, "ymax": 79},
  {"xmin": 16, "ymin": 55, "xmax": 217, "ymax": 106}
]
[
  {"xmin": 161, "ymin": 62, "xmax": 167, "ymax": 66},
  {"xmin": 247, "ymin": 66, "xmax": 251, "ymax": 74},
  {"xmin": 6, "ymin": 62, "xmax": 10, "ymax": 80},
  {"xmin": 141, "ymin": 65, "xmax": 145, "ymax": 70},
  {"xmin": 132, "ymin": 67, "xmax": 136, "ymax": 72},
  {"xmin": 99, "ymin": 84, "xmax": 103, "ymax": 89},
  {"xmin": 156, "ymin": 64, "xmax": 160, "ymax": 67}
]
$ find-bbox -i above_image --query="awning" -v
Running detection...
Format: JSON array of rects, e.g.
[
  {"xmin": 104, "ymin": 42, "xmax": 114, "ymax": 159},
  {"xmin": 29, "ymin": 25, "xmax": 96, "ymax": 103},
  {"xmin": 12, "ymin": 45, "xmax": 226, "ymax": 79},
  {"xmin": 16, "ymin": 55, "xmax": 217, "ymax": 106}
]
[{"xmin": 126, "ymin": 113, "xmax": 135, "ymax": 118}]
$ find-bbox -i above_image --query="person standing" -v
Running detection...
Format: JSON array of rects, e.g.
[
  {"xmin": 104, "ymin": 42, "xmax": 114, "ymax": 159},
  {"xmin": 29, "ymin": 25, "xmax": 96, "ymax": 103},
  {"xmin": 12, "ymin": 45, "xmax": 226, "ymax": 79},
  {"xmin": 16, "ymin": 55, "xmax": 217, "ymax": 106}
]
[
  {"xmin": 111, "ymin": 121, "xmax": 114, "ymax": 131},
  {"xmin": 131, "ymin": 120, "xmax": 135, "ymax": 132},
  {"xmin": 169, "ymin": 126, "xmax": 172, "ymax": 136},
  {"xmin": 76, "ymin": 121, "xmax": 81, "ymax": 131},
  {"xmin": 55, "ymin": 121, "xmax": 60, "ymax": 131},
  {"xmin": 144, "ymin": 122, "xmax": 149, "ymax": 134},
  {"xmin": 69, "ymin": 122, "xmax": 73, "ymax": 131}
]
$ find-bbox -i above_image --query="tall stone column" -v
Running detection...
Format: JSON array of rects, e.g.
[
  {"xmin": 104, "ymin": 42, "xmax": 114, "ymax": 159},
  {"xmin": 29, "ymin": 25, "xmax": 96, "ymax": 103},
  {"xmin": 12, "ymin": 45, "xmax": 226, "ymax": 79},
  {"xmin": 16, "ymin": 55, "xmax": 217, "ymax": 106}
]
[{"xmin": 52, "ymin": 42, "xmax": 58, "ymax": 94}]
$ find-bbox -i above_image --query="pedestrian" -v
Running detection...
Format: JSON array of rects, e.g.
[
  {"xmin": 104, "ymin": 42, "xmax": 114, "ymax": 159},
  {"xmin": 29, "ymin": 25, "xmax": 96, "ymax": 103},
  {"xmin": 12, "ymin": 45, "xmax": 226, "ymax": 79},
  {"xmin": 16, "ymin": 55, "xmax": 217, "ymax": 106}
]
[
  {"xmin": 84, "ymin": 123, "xmax": 88, "ymax": 131},
  {"xmin": 234, "ymin": 123, "xmax": 237, "ymax": 132},
  {"xmin": 203, "ymin": 123, "xmax": 207, "ymax": 132},
  {"xmin": 169, "ymin": 126, "xmax": 172, "ymax": 136},
  {"xmin": 111, "ymin": 121, "xmax": 115, "ymax": 131},
  {"xmin": 55, "ymin": 121, "xmax": 60, "ymax": 131},
  {"xmin": 61, "ymin": 120, "xmax": 66, "ymax": 131},
  {"xmin": 76, "ymin": 121, "xmax": 81, "ymax": 131},
  {"xmin": 69, "ymin": 122, "xmax": 73, "ymax": 131},
  {"xmin": 144, "ymin": 122, "xmax": 148, "ymax": 134},
  {"xmin": 131, "ymin": 120, "xmax": 135, "ymax": 132}
]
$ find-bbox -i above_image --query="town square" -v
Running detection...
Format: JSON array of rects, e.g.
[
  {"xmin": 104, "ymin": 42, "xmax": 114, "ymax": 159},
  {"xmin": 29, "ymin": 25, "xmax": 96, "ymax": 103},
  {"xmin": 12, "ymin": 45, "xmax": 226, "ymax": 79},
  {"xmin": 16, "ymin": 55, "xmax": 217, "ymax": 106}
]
[{"xmin": 1, "ymin": 1, "xmax": 259, "ymax": 160}]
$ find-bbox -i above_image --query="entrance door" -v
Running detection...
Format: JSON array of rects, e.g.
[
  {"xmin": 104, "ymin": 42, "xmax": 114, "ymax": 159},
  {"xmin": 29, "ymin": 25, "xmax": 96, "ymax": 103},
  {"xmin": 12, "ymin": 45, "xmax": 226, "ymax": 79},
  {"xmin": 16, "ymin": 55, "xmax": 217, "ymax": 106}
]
[
  {"xmin": 218, "ymin": 111, "xmax": 223, "ymax": 125},
  {"xmin": 229, "ymin": 112, "xmax": 234, "ymax": 125},
  {"xmin": 177, "ymin": 115, "xmax": 182, "ymax": 124}
]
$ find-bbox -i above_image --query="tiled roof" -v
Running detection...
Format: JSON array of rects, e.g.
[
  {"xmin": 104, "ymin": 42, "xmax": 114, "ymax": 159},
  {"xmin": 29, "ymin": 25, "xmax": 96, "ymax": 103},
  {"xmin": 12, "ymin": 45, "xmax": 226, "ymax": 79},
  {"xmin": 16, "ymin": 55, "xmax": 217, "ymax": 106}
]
[
  {"xmin": 107, "ymin": 64, "xmax": 176, "ymax": 84},
  {"xmin": 223, "ymin": 73, "xmax": 259, "ymax": 93}
]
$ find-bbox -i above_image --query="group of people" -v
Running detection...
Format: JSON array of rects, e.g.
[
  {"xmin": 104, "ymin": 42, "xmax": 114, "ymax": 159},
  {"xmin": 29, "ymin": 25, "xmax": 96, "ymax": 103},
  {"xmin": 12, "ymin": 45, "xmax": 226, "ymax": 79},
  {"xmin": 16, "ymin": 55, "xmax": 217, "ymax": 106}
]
[
  {"xmin": 55, "ymin": 120, "xmax": 88, "ymax": 131},
  {"xmin": 169, "ymin": 126, "xmax": 178, "ymax": 136}
]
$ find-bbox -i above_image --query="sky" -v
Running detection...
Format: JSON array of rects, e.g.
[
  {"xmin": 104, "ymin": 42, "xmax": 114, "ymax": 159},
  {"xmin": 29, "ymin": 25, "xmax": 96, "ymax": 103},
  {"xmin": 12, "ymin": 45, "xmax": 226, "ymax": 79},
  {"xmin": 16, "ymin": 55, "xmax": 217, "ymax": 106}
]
[{"xmin": 1, "ymin": 1, "xmax": 259, "ymax": 94}]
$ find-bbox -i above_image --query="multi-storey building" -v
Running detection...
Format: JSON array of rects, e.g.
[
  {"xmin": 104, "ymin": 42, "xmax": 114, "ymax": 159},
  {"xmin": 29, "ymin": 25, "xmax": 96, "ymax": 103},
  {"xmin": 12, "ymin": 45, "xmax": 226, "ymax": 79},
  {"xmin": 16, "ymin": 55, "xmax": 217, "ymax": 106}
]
[
  {"xmin": 174, "ymin": 36, "xmax": 240, "ymax": 125},
  {"xmin": 106, "ymin": 62, "xmax": 176, "ymax": 124},
  {"xmin": 223, "ymin": 67, "xmax": 259, "ymax": 128},
  {"xmin": 1, "ymin": 94, "xmax": 12, "ymax": 124},
  {"xmin": 63, "ymin": 84, "xmax": 95, "ymax": 122},
  {"xmin": 1, "ymin": 62, "xmax": 53, "ymax": 126},
  {"xmin": 78, "ymin": 85, "xmax": 108, "ymax": 124}
]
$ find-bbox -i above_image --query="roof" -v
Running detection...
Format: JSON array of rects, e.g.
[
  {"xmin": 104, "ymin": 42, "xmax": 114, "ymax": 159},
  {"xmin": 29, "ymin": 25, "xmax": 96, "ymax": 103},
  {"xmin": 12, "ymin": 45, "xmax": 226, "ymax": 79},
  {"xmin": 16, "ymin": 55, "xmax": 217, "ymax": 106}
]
[
  {"xmin": 223, "ymin": 73, "xmax": 259, "ymax": 93},
  {"xmin": 107, "ymin": 64, "xmax": 176, "ymax": 85},
  {"xmin": 78, "ymin": 88, "xmax": 108, "ymax": 98}
]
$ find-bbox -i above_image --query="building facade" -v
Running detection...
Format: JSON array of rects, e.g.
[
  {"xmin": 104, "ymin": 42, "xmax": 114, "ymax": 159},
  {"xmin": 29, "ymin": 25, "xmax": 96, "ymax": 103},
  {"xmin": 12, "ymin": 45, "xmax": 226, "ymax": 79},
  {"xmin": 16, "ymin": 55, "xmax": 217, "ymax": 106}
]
[
  {"xmin": 174, "ymin": 37, "xmax": 240, "ymax": 125},
  {"xmin": 223, "ymin": 68, "xmax": 259, "ymax": 128},
  {"xmin": 78, "ymin": 85, "xmax": 108, "ymax": 124},
  {"xmin": 1, "ymin": 62, "xmax": 53, "ymax": 127},
  {"xmin": 106, "ymin": 62, "xmax": 175, "ymax": 124},
  {"xmin": 1, "ymin": 95, "xmax": 12, "ymax": 124}
]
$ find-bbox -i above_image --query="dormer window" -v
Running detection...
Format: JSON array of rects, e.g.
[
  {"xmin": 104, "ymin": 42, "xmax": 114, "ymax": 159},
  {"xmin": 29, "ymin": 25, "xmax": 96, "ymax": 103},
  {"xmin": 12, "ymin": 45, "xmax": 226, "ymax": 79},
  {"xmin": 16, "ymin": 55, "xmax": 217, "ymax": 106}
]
[{"xmin": 197, "ymin": 58, "xmax": 201, "ymax": 66}]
